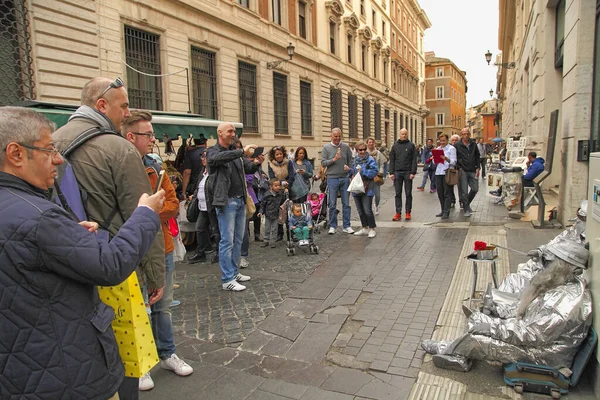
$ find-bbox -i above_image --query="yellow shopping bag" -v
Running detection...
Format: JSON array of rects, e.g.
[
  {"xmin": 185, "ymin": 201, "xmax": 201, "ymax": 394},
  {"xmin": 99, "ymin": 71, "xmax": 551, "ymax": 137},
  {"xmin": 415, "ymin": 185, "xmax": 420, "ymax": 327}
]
[{"xmin": 98, "ymin": 272, "xmax": 159, "ymax": 378}]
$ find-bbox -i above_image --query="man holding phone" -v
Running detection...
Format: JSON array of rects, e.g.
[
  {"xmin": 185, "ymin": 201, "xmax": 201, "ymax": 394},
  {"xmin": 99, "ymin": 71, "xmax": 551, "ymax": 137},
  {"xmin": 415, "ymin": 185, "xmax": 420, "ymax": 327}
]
[{"xmin": 123, "ymin": 111, "xmax": 194, "ymax": 390}]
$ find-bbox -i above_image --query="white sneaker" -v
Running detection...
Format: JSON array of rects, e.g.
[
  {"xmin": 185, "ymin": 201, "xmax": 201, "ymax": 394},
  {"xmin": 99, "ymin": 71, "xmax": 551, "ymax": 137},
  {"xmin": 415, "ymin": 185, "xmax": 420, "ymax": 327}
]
[
  {"xmin": 235, "ymin": 273, "xmax": 251, "ymax": 282},
  {"xmin": 139, "ymin": 372, "xmax": 154, "ymax": 391},
  {"xmin": 160, "ymin": 354, "xmax": 193, "ymax": 376},
  {"xmin": 328, "ymin": 227, "xmax": 336, "ymax": 234},
  {"xmin": 368, "ymin": 230, "xmax": 377, "ymax": 238},
  {"xmin": 374, "ymin": 206, "xmax": 379, "ymax": 215},
  {"xmin": 239, "ymin": 257, "xmax": 250, "ymax": 269},
  {"xmin": 343, "ymin": 227, "xmax": 355, "ymax": 234},
  {"xmin": 223, "ymin": 280, "xmax": 246, "ymax": 291},
  {"xmin": 354, "ymin": 228, "xmax": 368, "ymax": 236}
]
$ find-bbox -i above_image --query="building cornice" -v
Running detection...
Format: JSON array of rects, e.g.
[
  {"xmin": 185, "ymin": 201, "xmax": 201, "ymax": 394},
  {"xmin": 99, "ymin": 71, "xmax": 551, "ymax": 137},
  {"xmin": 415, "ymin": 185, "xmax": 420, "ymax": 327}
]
[{"xmin": 409, "ymin": 0, "xmax": 432, "ymax": 29}]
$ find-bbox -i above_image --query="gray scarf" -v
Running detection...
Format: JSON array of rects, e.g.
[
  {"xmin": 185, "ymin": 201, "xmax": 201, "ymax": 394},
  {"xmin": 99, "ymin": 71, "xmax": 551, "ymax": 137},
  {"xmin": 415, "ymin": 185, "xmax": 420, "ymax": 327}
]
[{"xmin": 68, "ymin": 105, "xmax": 116, "ymax": 131}]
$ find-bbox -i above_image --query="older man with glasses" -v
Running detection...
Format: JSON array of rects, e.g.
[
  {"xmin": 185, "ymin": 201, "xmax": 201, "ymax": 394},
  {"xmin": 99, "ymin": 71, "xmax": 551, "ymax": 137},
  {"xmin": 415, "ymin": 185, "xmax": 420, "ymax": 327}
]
[{"xmin": 54, "ymin": 77, "xmax": 166, "ymax": 399}]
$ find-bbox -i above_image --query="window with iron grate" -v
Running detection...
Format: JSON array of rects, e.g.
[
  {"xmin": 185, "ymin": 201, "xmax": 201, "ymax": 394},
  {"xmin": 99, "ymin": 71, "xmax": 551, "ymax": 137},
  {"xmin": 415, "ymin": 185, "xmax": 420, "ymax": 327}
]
[
  {"xmin": 239, "ymin": 61, "xmax": 259, "ymax": 132},
  {"xmin": 0, "ymin": 0, "xmax": 35, "ymax": 106},
  {"xmin": 330, "ymin": 88, "xmax": 342, "ymax": 129},
  {"xmin": 273, "ymin": 72, "xmax": 288, "ymax": 134},
  {"xmin": 362, "ymin": 99, "xmax": 370, "ymax": 139},
  {"xmin": 300, "ymin": 80, "xmax": 312, "ymax": 136},
  {"xmin": 191, "ymin": 47, "xmax": 217, "ymax": 119},
  {"xmin": 374, "ymin": 103, "xmax": 381, "ymax": 140},
  {"xmin": 124, "ymin": 26, "xmax": 163, "ymax": 110},
  {"xmin": 348, "ymin": 95, "xmax": 358, "ymax": 138}
]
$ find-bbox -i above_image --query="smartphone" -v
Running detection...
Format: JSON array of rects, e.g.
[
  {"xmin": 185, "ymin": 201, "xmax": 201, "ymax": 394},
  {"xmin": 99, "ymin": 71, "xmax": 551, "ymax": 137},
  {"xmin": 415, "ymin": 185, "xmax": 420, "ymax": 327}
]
[
  {"xmin": 154, "ymin": 170, "xmax": 165, "ymax": 193},
  {"xmin": 252, "ymin": 147, "xmax": 264, "ymax": 158}
]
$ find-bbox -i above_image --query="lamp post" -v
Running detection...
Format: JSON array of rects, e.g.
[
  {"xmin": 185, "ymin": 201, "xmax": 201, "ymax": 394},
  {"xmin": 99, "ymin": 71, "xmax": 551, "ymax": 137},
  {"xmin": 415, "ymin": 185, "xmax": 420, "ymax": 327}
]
[
  {"xmin": 485, "ymin": 50, "xmax": 516, "ymax": 69},
  {"xmin": 267, "ymin": 42, "xmax": 296, "ymax": 69},
  {"xmin": 489, "ymin": 88, "xmax": 494, "ymax": 98}
]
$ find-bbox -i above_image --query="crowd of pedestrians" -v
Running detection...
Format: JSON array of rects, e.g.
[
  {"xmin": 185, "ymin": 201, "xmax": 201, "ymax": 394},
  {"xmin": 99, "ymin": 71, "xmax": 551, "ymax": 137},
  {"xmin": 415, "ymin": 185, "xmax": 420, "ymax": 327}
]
[{"xmin": 0, "ymin": 76, "xmax": 513, "ymax": 400}]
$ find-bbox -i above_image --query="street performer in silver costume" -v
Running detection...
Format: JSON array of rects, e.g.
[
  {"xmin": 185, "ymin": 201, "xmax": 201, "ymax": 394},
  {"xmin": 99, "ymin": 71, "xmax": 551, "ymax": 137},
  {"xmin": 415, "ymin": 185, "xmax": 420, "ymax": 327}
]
[{"xmin": 421, "ymin": 207, "xmax": 592, "ymax": 374}]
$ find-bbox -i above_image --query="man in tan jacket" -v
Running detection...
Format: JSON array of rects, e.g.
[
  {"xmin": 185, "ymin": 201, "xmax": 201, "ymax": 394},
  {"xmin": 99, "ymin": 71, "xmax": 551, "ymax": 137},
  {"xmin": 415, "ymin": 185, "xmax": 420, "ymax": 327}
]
[{"xmin": 53, "ymin": 77, "xmax": 165, "ymax": 400}]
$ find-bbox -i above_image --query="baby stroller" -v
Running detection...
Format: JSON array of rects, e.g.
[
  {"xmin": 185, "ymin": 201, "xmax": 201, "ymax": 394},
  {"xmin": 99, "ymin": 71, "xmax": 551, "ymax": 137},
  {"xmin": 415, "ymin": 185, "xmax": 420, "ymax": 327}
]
[{"xmin": 281, "ymin": 192, "xmax": 319, "ymax": 256}]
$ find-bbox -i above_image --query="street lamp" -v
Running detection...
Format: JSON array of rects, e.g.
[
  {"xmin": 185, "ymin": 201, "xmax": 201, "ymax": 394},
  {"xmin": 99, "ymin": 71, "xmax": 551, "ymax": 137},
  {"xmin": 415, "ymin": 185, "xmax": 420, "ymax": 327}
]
[
  {"xmin": 484, "ymin": 50, "xmax": 516, "ymax": 69},
  {"xmin": 489, "ymin": 89, "xmax": 494, "ymax": 98},
  {"xmin": 267, "ymin": 43, "xmax": 295, "ymax": 69}
]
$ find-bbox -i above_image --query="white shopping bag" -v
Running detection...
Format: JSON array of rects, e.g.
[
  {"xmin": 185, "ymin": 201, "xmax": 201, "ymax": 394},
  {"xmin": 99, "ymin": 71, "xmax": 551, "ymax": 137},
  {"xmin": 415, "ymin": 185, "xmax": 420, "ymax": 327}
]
[
  {"xmin": 347, "ymin": 173, "xmax": 365, "ymax": 194},
  {"xmin": 173, "ymin": 231, "xmax": 186, "ymax": 262}
]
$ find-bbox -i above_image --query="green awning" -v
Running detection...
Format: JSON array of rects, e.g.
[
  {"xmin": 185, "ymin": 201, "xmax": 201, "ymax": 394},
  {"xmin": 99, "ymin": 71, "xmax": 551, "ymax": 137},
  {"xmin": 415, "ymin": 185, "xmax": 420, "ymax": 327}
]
[{"xmin": 19, "ymin": 101, "xmax": 243, "ymax": 141}]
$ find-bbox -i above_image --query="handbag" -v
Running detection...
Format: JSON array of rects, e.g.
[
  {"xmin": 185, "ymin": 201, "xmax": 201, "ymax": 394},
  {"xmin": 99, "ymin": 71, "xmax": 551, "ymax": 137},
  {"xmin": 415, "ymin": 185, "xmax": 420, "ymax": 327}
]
[
  {"xmin": 374, "ymin": 172, "xmax": 384, "ymax": 186},
  {"xmin": 445, "ymin": 168, "xmax": 459, "ymax": 186},
  {"xmin": 290, "ymin": 176, "xmax": 309, "ymax": 200},
  {"xmin": 348, "ymin": 172, "xmax": 366, "ymax": 194},
  {"xmin": 246, "ymin": 194, "xmax": 256, "ymax": 216},
  {"xmin": 278, "ymin": 200, "xmax": 289, "ymax": 225},
  {"xmin": 186, "ymin": 196, "xmax": 200, "ymax": 222},
  {"xmin": 98, "ymin": 273, "xmax": 159, "ymax": 378}
]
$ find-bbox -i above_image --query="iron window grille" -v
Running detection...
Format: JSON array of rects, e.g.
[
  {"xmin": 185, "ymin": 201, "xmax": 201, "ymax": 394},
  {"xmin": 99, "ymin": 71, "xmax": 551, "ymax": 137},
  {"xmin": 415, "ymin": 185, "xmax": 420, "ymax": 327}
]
[
  {"xmin": 330, "ymin": 88, "xmax": 342, "ymax": 129},
  {"xmin": 300, "ymin": 80, "xmax": 312, "ymax": 136},
  {"xmin": 348, "ymin": 95, "xmax": 358, "ymax": 138},
  {"xmin": 0, "ymin": 0, "xmax": 35, "ymax": 106},
  {"xmin": 273, "ymin": 72, "xmax": 288, "ymax": 134},
  {"xmin": 191, "ymin": 47, "xmax": 217, "ymax": 119},
  {"xmin": 239, "ymin": 61, "xmax": 258, "ymax": 132},
  {"xmin": 362, "ymin": 99, "xmax": 370, "ymax": 139},
  {"xmin": 374, "ymin": 103, "xmax": 381, "ymax": 140},
  {"xmin": 124, "ymin": 26, "xmax": 163, "ymax": 110}
]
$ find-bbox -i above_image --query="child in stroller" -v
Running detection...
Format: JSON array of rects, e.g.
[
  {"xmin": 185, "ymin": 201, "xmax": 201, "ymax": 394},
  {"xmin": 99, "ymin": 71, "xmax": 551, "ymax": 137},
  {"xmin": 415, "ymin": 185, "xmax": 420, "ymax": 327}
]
[
  {"xmin": 308, "ymin": 192, "xmax": 328, "ymax": 232},
  {"xmin": 289, "ymin": 203, "xmax": 313, "ymax": 246},
  {"xmin": 283, "ymin": 199, "xmax": 319, "ymax": 256}
]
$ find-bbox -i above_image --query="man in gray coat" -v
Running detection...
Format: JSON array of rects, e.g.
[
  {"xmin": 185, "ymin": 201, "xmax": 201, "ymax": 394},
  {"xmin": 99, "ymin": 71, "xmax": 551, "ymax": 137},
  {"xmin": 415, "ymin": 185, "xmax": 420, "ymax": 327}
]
[
  {"xmin": 321, "ymin": 127, "xmax": 354, "ymax": 234},
  {"xmin": 53, "ymin": 77, "xmax": 165, "ymax": 399}
]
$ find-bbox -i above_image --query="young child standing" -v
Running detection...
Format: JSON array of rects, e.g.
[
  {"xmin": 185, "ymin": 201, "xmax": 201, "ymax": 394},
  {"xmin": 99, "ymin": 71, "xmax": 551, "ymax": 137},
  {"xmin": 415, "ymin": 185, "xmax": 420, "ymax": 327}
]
[
  {"xmin": 258, "ymin": 179, "xmax": 284, "ymax": 248},
  {"xmin": 289, "ymin": 203, "xmax": 313, "ymax": 246}
]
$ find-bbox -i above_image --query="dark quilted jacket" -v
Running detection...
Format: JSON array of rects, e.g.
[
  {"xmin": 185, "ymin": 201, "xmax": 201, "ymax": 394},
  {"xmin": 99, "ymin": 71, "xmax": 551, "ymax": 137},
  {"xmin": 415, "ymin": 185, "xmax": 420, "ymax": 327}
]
[{"xmin": 0, "ymin": 172, "xmax": 160, "ymax": 399}]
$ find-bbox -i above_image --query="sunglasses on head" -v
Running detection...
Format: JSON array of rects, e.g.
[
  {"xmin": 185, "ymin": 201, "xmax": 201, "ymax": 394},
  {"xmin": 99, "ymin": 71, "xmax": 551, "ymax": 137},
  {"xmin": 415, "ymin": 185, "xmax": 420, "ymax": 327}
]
[{"xmin": 98, "ymin": 77, "xmax": 124, "ymax": 99}]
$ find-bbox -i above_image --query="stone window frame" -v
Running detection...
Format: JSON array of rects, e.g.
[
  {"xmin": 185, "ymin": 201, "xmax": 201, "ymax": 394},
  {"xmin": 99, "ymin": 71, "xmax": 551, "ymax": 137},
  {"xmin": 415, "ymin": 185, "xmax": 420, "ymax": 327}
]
[
  {"xmin": 297, "ymin": 0, "xmax": 314, "ymax": 42},
  {"xmin": 326, "ymin": 1, "xmax": 344, "ymax": 56},
  {"xmin": 270, "ymin": 0, "xmax": 288, "ymax": 28},
  {"xmin": 436, "ymin": 113, "xmax": 444, "ymax": 127},
  {"xmin": 343, "ymin": 12, "xmax": 360, "ymax": 67}
]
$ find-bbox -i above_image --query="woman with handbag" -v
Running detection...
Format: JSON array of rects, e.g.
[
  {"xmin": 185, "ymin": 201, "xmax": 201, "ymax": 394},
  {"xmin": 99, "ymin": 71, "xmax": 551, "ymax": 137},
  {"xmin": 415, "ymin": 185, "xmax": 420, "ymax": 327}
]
[
  {"xmin": 292, "ymin": 146, "xmax": 313, "ymax": 203},
  {"xmin": 268, "ymin": 145, "xmax": 297, "ymax": 241},
  {"xmin": 350, "ymin": 141, "xmax": 379, "ymax": 238},
  {"xmin": 366, "ymin": 138, "xmax": 385, "ymax": 215},
  {"xmin": 434, "ymin": 133, "xmax": 457, "ymax": 220}
]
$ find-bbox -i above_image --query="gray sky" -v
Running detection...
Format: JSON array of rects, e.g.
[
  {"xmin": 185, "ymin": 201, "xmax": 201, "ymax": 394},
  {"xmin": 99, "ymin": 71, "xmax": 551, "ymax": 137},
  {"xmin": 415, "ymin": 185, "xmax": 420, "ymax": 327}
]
[{"xmin": 418, "ymin": 0, "xmax": 500, "ymax": 109}]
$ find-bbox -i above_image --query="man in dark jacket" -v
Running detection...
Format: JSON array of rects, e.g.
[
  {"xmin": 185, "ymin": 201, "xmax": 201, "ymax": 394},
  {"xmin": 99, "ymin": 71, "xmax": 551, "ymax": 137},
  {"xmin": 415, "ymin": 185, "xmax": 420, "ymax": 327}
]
[
  {"xmin": 455, "ymin": 128, "xmax": 481, "ymax": 217},
  {"xmin": 0, "ymin": 107, "xmax": 164, "ymax": 400},
  {"xmin": 206, "ymin": 122, "xmax": 264, "ymax": 291},
  {"xmin": 389, "ymin": 128, "xmax": 418, "ymax": 221}
]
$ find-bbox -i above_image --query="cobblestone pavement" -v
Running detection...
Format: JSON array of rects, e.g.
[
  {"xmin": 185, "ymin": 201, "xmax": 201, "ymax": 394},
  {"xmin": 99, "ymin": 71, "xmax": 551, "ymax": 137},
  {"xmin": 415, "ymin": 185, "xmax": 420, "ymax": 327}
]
[{"xmin": 141, "ymin": 179, "xmax": 595, "ymax": 400}]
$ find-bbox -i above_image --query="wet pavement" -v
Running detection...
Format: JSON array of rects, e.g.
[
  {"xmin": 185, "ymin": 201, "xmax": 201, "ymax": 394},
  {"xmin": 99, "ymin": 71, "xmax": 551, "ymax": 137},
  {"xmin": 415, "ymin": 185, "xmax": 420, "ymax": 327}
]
[{"xmin": 140, "ymin": 176, "xmax": 596, "ymax": 400}]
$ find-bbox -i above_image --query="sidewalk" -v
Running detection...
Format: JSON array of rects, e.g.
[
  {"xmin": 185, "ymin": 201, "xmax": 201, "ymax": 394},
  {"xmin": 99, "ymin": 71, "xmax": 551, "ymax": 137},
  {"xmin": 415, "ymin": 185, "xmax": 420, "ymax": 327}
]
[{"xmin": 140, "ymin": 178, "xmax": 594, "ymax": 400}]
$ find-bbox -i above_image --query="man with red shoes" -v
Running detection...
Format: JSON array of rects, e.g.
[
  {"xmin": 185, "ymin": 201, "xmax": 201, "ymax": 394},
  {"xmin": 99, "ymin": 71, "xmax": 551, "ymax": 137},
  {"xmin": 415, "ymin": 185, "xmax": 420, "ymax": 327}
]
[{"xmin": 389, "ymin": 129, "xmax": 418, "ymax": 221}]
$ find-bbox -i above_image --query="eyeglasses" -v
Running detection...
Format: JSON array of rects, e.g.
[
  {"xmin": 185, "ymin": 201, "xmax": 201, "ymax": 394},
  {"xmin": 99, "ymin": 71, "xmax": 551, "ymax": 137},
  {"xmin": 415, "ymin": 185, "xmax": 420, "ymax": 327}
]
[
  {"xmin": 131, "ymin": 132, "xmax": 156, "ymax": 139},
  {"xmin": 18, "ymin": 143, "xmax": 60, "ymax": 157},
  {"xmin": 357, "ymin": 148, "xmax": 367, "ymax": 152},
  {"xmin": 98, "ymin": 77, "xmax": 124, "ymax": 99}
]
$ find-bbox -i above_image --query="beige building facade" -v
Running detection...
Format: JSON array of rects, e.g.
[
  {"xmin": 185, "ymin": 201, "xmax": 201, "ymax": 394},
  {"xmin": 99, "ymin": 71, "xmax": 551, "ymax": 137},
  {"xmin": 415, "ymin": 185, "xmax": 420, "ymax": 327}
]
[
  {"xmin": 496, "ymin": 0, "xmax": 594, "ymax": 226},
  {"xmin": 0, "ymin": 0, "xmax": 430, "ymax": 162},
  {"xmin": 424, "ymin": 52, "xmax": 467, "ymax": 141}
]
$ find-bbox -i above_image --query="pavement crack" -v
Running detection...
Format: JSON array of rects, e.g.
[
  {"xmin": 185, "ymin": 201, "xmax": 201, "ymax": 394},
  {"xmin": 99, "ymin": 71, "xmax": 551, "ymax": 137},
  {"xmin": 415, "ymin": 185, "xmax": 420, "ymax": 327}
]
[{"xmin": 222, "ymin": 350, "xmax": 240, "ymax": 366}]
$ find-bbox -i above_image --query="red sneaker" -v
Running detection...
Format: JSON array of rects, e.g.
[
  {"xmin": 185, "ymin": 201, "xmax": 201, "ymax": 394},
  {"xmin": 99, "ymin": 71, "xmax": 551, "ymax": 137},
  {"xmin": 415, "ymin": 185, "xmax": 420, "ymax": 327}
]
[
  {"xmin": 405, "ymin": 213, "xmax": 412, "ymax": 220},
  {"xmin": 392, "ymin": 213, "xmax": 402, "ymax": 221},
  {"xmin": 417, "ymin": 187, "xmax": 424, "ymax": 191}
]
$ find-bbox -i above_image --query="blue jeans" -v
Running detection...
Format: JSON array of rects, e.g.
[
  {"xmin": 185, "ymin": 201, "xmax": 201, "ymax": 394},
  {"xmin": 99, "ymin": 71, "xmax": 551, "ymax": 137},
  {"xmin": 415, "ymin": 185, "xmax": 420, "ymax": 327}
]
[
  {"xmin": 216, "ymin": 197, "xmax": 245, "ymax": 283},
  {"xmin": 151, "ymin": 252, "xmax": 176, "ymax": 359},
  {"xmin": 327, "ymin": 177, "xmax": 351, "ymax": 229}
]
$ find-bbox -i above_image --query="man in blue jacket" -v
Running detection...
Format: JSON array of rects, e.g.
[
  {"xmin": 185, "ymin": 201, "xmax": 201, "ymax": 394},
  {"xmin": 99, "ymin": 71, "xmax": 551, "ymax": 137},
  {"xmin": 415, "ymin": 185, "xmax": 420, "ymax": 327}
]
[
  {"xmin": 523, "ymin": 151, "xmax": 545, "ymax": 185},
  {"xmin": 0, "ymin": 107, "xmax": 164, "ymax": 400}
]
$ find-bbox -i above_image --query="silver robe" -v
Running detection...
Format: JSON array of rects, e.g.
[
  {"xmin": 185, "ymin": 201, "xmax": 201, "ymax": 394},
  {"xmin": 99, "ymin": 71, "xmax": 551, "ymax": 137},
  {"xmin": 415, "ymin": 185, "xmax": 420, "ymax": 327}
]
[{"xmin": 443, "ymin": 276, "xmax": 592, "ymax": 369}]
